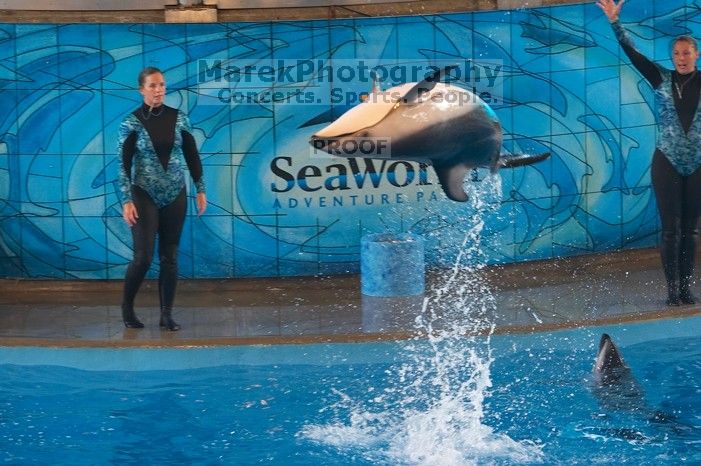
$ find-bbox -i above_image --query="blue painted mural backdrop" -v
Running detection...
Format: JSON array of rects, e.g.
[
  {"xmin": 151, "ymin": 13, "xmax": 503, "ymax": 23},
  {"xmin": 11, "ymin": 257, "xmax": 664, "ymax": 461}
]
[{"xmin": 0, "ymin": 2, "xmax": 689, "ymax": 279}]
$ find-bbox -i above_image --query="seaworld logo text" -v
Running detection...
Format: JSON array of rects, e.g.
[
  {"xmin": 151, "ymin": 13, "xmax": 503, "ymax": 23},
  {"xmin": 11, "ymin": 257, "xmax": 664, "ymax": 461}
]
[{"xmin": 269, "ymin": 156, "xmax": 433, "ymax": 193}]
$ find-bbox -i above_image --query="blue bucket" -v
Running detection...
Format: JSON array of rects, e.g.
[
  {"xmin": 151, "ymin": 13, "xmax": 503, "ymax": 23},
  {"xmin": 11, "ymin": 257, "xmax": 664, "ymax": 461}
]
[{"xmin": 360, "ymin": 232, "xmax": 425, "ymax": 296}]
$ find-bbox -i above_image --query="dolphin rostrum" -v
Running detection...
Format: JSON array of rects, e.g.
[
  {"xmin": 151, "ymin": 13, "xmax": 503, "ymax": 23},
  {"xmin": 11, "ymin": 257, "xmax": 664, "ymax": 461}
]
[
  {"xmin": 592, "ymin": 333, "xmax": 645, "ymax": 404},
  {"xmin": 593, "ymin": 333, "xmax": 630, "ymax": 383},
  {"xmin": 306, "ymin": 65, "xmax": 549, "ymax": 202}
]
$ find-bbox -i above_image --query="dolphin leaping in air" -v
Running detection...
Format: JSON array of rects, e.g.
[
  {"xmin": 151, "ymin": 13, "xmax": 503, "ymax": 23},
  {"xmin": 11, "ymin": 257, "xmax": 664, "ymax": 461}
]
[{"xmin": 305, "ymin": 65, "xmax": 549, "ymax": 202}]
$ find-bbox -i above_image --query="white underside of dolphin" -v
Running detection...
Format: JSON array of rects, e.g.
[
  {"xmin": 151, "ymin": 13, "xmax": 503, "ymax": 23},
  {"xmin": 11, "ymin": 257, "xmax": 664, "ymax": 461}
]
[{"xmin": 306, "ymin": 65, "xmax": 549, "ymax": 202}]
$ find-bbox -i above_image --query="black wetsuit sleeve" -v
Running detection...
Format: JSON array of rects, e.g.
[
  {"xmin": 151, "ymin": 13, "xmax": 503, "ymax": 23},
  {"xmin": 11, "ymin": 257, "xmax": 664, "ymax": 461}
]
[
  {"xmin": 121, "ymin": 131, "xmax": 137, "ymax": 182},
  {"xmin": 612, "ymin": 20, "xmax": 663, "ymax": 89},
  {"xmin": 182, "ymin": 130, "xmax": 205, "ymax": 192}
]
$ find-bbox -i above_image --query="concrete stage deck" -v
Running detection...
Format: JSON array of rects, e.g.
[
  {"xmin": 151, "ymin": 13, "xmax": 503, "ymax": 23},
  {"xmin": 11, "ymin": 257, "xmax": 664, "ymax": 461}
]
[{"xmin": 1, "ymin": 248, "xmax": 700, "ymax": 348}]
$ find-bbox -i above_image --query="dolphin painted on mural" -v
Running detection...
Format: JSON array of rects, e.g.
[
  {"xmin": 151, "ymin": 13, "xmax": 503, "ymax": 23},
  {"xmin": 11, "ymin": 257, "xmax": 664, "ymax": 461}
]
[
  {"xmin": 306, "ymin": 66, "xmax": 549, "ymax": 202},
  {"xmin": 519, "ymin": 10, "xmax": 596, "ymax": 54},
  {"xmin": 628, "ymin": 1, "xmax": 701, "ymax": 40}
]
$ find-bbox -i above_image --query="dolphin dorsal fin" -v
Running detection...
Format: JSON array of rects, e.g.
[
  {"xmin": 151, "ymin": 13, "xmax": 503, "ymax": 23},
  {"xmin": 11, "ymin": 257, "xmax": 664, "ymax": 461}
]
[
  {"xmin": 370, "ymin": 69, "xmax": 380, "ymax": 95},
  {"xmin": 360, "ymin": 72, "xmax": 380, "ymax": 102}
]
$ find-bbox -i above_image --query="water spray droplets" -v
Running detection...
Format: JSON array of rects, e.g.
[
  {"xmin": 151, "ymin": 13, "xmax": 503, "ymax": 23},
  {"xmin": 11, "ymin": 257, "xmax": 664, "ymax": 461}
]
[{"xmin": 302, "ymin": 174, "xmax": 544, "ymax": 464}]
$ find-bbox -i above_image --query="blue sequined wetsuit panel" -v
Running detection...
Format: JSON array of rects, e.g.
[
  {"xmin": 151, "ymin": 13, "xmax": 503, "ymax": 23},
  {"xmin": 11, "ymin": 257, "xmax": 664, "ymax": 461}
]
[
  {"xmin": 655, "ymin": 70, "xmax": 701, "ymax": 175},
  {"xmin": 612, "ymin": 20, "xmax": 701, "ymax": 175},
  {"xmin": 117, "ymin": 105, "xmax": 205, "ymax": 208}
]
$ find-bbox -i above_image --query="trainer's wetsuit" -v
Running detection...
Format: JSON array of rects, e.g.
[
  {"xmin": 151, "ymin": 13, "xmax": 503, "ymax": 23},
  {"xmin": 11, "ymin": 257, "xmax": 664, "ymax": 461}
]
[
  {"xmin": 613, "ymin": 21, "xmax": 701, "ymax": 302},
  {"xmin": 118, "ymin": 103, "xmax": 205, "ymax": 314}
]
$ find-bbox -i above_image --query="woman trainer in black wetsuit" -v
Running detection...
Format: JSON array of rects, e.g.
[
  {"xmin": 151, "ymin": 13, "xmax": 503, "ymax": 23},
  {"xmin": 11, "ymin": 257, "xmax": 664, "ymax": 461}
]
[
  {"xmin": 598, "ymin": 0, "xmax": 701, "ymax": 306},
  {"xmin": 117, "ymin": 67, "xmax": 207, "ymax": 330}
]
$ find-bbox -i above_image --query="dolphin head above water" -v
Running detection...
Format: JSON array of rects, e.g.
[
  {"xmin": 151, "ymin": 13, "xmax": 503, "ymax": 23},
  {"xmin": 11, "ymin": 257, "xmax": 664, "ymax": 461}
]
[
  {"xmin": 306, "ymin": 66, "xmax": 549, "ymax": 202},
  {"xmin": 590, "ymin": 333, "xmax": 679, "ymax": 433},
  {"xmin": 593, "ymin": 333, "xmax": 627, "ymax": 381},
  {"xmin": 592, "ymin": 333, "xmax": 645, "ymax": 411}
]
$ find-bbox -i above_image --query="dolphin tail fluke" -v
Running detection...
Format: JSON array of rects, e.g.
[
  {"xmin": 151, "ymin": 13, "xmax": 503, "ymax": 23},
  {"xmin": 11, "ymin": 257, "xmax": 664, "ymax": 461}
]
[
  {"xmin": 433, "ymin": 163, "xmax": 469, "ymax": 202},
  {"xmin": 498, "ymin": 152, "xmax": 550, "ymax": 168}
]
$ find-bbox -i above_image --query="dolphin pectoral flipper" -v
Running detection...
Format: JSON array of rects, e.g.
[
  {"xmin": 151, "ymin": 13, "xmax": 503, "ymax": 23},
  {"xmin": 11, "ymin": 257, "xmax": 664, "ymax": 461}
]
[
  {"xmin": 433, "ymin": 163, "xmax": 470, "ymax": 202},
  {"xmin": 498, "ymin": 152, "xmax": 550, "ymax": 168},
  {"xmin": 401, "ymin": 64, "xmax": 459, "ymax": 105}
]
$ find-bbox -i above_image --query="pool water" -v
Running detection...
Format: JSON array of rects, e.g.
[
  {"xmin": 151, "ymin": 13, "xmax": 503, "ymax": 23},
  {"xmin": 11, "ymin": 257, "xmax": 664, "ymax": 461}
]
[
  {"xmin": 1, "ymin": 316, "xmax": 699, "ymax": 465},
  {"xmin": 3, "ymin": 182, "xmax": 699, "ymax": 465},
  {"xmin": 487, "ymin": 327, "xmax": 701, "ymax": 465}
]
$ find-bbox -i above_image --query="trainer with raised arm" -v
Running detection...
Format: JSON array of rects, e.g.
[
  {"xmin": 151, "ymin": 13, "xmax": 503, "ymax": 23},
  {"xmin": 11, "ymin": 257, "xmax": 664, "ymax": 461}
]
[{"xmin": 598, "ymin": 0, "xmax": 701, "ymax": 305}]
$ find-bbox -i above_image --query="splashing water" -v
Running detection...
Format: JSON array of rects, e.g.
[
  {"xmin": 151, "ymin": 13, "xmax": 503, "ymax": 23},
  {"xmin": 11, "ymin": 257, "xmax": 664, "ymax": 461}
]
[{"xmin": 301, "ymin": 174, "xmax": 544, "ymax": 465}]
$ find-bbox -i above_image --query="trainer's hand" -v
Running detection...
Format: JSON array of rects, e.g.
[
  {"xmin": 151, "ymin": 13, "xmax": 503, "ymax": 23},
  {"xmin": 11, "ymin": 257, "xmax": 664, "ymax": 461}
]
[
  {"xmin": 596, "ymin": 0, "xmax": 624, "ymax": 23},
  {"xmin": 122, "ymin": 202, "xmax": 138, "ymax": 227},
  {"xmin": 196, "ymin": 192, "xmax": 207, "ymax": 216}
]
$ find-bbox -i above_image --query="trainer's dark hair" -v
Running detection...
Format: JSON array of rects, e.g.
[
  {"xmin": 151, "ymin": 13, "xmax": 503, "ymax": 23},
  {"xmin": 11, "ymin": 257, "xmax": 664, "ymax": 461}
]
[
  {"xmin": 138, "ymin": 67, "xmax": 163, "ymax": 87},
  {"xmin": 672, "ymin": 35, "xmax": 699, "ymax": 52}
]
